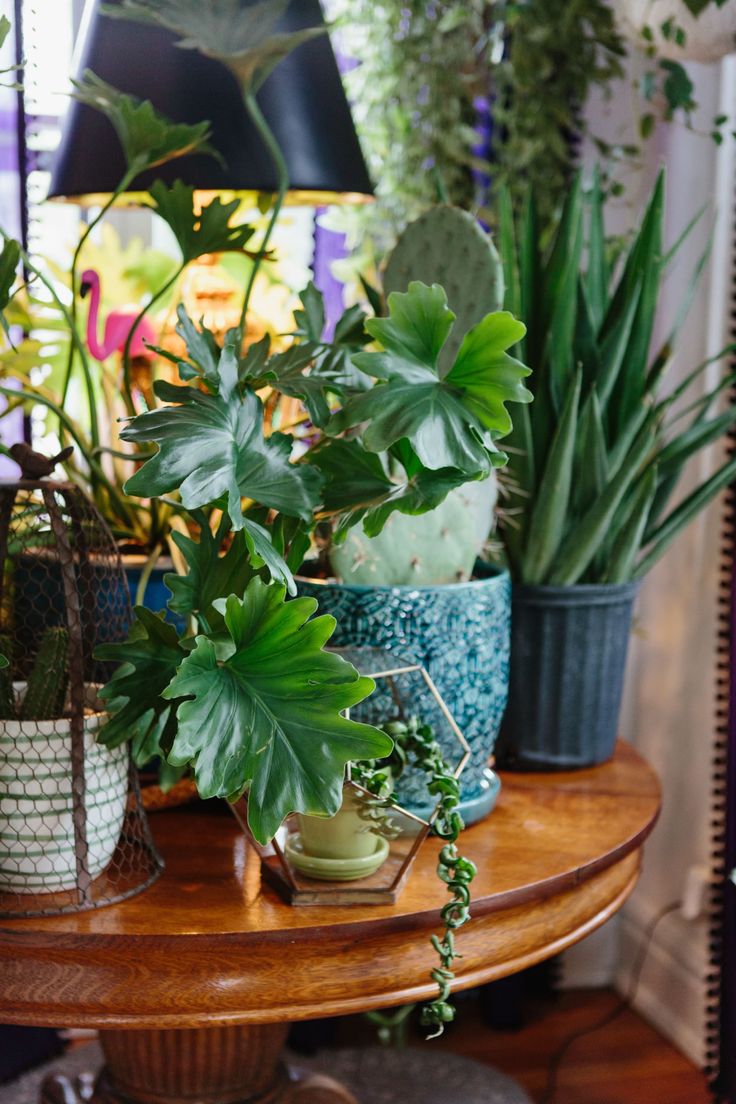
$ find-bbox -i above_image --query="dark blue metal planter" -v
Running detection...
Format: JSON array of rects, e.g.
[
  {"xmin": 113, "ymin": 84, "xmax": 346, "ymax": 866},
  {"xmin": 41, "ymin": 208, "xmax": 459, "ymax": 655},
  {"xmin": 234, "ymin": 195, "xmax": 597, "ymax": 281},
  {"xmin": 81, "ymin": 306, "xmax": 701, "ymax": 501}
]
[
  {"xmin": 297, "ymin": 563, "xmax": 511, "ymax": 824},
  {"xmin": 496, "ymin": 581, "xmax": 640, "ymax": 771}
]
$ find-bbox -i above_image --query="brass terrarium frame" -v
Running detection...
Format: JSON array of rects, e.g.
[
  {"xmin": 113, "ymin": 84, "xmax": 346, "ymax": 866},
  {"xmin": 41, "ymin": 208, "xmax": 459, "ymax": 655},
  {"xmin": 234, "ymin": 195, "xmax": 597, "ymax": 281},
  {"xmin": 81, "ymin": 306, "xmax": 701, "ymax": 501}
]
[{"xmin": 232, "ymin": 650, "xmax": 471, "ymax": 906}]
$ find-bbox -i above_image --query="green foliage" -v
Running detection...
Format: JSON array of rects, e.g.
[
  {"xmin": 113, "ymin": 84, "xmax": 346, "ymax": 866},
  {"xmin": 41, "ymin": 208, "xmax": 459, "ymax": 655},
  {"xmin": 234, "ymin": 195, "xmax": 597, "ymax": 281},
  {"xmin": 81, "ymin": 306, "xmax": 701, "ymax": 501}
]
[
  {"xmin": 147, "ymin": 182, "xmax": 256, "ymax": 263},
  {"xmin": 383, "ymin": 205, "xmax": 505, "ymax": 372},
  {"xmin": 239, "ymin": 336, "xmax": 341, "ymax": 429},
  {"xmin": 103, "ymin": 0, "xmax": 326, "ymax": 91},
  {"xmin": 353, "ymin": 715, "xmax": 476, "ymax": 1039},
  {"xmin": 20, "ymin": 628, "xmax": 69, "ymax": 721},
  {"xmin": 121, "ymin": 344, "xmax": 324, "ymax": 540},
  {"xmin": 96, "ymin": 609, "xmax": 188, "ymax": 751},
  {"xmin": 71, "ymin": 71, "xmax": 216, "ymax": 176},
  {"xmin": 325, "ymin": 0, "xmax": 492, "ymax": 266},
  {"xmin": 0, "ymin": 239, "xmax": 19, "ymax": 312},
  {"xmin": 491, "ymin": 0, "xmax": 626, "ymax": 227},
  {"xmin": 161, "ymin": 578, "xmax": 391, "ymax": 844},
  {"xmin": 330, "ymin": 282, "xmax": 531, "ymax": 475},
  {"xmin": 0, "ymin": 237, "xmax": 19, "ymax": 338},
  {"xmin": 498, "ymin": 168, "xmax": 736, "ymax": 585},
  {"xmin": 0, "ymin": 15, "xmax": 21, "ymax": 91},
  {"xmin": 313, "ymin": 438, "xmax": 472, "ymax": 540},
  {"xmin": 164, "ymin": 527, "xmax": 254, "ymax": 626}
]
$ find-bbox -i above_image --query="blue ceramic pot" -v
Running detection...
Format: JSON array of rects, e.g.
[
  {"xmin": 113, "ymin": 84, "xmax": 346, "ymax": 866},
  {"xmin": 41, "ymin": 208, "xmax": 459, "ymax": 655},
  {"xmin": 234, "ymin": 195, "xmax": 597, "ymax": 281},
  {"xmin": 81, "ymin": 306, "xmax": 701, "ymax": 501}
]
[
  {"xmin": 123, "ymin": 558, "xmax": 186, "ymax": 630},
  {"xmin": 496, "ymin": 581, "xmax": 640, "ymax": 770},
  {"xmin": 297, "ymin": 563, "xmax": 510, "ymax": 824}
]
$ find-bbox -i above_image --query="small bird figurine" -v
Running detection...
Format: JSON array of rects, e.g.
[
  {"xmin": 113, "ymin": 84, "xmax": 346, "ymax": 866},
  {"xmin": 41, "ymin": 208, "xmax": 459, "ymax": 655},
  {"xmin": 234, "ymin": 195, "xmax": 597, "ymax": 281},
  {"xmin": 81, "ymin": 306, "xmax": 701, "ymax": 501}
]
[{"xmin": 9, "ymin": 443, "xmax": 74, "ymax": 480}]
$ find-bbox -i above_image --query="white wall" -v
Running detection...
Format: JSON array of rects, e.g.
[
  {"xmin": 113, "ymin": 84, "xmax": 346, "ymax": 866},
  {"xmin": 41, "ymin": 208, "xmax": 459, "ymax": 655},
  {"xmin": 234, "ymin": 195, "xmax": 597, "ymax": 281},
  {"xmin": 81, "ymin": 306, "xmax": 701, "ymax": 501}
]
[{"xmin": 560, "ymin": 47, "xmax": 735, "ymax": 1068}]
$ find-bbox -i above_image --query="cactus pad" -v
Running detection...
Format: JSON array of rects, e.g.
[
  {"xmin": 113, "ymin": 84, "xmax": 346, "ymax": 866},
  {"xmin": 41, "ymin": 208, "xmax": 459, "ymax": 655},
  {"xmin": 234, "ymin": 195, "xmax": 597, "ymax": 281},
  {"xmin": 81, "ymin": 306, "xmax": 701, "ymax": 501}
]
[{"xmin": 331, "ymin": 478, "xmax": 498, "ymax": 586}]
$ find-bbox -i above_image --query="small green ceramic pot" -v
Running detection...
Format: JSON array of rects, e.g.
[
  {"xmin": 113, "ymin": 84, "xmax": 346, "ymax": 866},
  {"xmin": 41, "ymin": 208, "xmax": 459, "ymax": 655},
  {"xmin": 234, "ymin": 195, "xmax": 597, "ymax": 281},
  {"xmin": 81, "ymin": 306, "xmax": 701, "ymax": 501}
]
[{"xmin": 286, "ymin": 788, "xmax": 391, "ymax": 882}]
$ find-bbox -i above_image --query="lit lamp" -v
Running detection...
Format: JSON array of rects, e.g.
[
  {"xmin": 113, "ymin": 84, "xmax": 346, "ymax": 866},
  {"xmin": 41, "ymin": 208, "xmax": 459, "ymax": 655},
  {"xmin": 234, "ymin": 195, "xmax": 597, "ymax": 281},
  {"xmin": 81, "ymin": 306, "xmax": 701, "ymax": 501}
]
[
  {"xmin": 48, "ymin": 0, "xmax": 373, "ymax": 206},
  {"xmin": 49, "ymin": 0, "xmax": 371, "ymax": 347}
]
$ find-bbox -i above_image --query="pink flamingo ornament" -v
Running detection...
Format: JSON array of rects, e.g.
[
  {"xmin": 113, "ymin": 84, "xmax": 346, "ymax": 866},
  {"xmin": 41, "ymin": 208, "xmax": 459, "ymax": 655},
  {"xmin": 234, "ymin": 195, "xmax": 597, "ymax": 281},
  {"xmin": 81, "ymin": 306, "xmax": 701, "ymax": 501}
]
[{"xmin": 80, "ymin": 268, "xmax": 158, "ymax": 363}]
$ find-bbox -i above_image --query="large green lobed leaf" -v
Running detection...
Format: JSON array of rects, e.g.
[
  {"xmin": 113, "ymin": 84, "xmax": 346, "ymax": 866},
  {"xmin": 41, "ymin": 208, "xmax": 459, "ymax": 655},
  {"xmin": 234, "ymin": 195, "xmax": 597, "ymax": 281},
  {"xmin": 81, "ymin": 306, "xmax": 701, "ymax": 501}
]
[
  {"xmin": 163, "ymin": 578, "xmax": 392, "ymax": 843},
  {"xmin": 329, "ymin": 282, "xmax": 531, "ymax": 475},
  {"xmin": 103, "ymin": 0, "xmax": 327, "ymax": 91},
  {"xmin": 121, "ymin": 343, "xmax": 323, "ymax": 535}
]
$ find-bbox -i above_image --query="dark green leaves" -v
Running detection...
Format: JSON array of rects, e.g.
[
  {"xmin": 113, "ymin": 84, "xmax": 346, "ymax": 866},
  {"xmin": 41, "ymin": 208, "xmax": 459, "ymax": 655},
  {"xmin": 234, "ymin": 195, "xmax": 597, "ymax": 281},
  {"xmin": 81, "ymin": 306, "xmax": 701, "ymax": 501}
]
[
  {"xmin": 330, "ymin": 282, "xmax": 531, "ymax": 475},
  {"xmin": 313, "ymin": 438, "xmax": 471, "ymax": 538},
  {"xmin": 103, "ymin": 0, "xmax": 327, "ymax": 91},
  {"xmin": 121, "ymin": 345, "xmax": 323, "ymax": 533},
  {"xmin": 498, "ymin": 167, "xmax": 736, "ymax": 584},
  {"xmin": 165, "ymin": 528, "xmax": 256, "ymax": 623},
  {"xmin": 0, "ymin": 237, "xmax": 19, "ymax": 336},
  {"xmin": 148, "ymin": 181, "xmax": 255, "ymax": 263},
  {"xmin": 162, "ymin": 578, "xmax": 392, "ymax": 843},
  {"xmin": 71, "ymin": 71, "xmax": 216, "ymax": 176},
  {"xmin": 95, "ymin": 608, "xmax": 187, "ymax": 752}
]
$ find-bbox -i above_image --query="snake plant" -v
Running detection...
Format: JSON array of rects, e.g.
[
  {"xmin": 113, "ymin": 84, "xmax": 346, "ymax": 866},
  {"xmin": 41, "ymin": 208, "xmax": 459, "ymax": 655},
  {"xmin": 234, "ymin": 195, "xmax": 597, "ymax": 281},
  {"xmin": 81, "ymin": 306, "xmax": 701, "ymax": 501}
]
[{"xmin": 498, "ymin": 167, "xmax": 736, "ymax": 586}]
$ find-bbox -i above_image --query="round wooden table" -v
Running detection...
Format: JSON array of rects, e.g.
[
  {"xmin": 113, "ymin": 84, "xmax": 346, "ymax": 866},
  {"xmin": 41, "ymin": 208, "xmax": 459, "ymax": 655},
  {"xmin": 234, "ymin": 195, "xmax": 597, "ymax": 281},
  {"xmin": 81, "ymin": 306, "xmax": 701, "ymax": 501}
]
[{"xmin": 0, "ymin": 742, "xmax": 660, "ymax": 1104}]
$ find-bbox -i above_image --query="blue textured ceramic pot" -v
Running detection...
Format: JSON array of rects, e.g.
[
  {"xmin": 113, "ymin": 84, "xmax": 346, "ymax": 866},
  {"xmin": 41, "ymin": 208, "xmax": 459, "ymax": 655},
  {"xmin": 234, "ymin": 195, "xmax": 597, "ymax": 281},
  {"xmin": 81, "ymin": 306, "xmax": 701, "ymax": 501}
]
[{"xmin": 297, "ymin": 563, "xmax": 510, "ymax": 824}]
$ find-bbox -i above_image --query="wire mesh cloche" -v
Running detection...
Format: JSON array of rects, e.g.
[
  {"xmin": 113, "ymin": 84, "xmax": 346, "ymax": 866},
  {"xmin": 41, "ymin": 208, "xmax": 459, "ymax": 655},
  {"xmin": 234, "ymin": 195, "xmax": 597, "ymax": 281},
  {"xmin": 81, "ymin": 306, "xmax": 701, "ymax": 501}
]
[
  {"xmin": 0, "ymin": 463, "xmax": 162, "ymax": 918},
  {"xmin": 234, "ymin": 646, "xmax": 471, "ymax": 906}
]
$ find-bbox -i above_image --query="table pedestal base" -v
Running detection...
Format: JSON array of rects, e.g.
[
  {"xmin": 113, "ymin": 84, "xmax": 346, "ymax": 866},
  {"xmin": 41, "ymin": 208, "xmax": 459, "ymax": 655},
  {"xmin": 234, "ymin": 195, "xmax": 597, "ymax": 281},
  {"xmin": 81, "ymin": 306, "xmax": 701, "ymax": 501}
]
[
  {"xmin": 22, "ymin": 1028, "xmax": 533, "ymax": 1104},
  {"xmin": 40, "ymin": 1028, "xmax": 357, "ymax": 1104}
]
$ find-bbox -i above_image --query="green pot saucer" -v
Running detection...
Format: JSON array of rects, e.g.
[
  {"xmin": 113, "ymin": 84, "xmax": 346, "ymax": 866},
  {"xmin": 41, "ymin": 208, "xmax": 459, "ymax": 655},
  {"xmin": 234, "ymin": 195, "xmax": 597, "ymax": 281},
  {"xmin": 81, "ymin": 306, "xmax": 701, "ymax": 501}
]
[{"xmin": 284, "ymin": 832, "xmax": 390, "ymax": 882}]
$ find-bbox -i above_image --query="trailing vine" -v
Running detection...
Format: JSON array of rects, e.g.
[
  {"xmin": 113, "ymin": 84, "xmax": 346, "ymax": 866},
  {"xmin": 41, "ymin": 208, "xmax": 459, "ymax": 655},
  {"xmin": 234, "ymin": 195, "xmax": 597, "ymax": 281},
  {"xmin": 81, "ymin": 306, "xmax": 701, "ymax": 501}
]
[
  {"xmin": 323, "ymin": 0, "xmax": 493, "ymax": 280},
  {"xmin": 352, "ymin": 716, "xmax": 477, "ymax": 1039}
]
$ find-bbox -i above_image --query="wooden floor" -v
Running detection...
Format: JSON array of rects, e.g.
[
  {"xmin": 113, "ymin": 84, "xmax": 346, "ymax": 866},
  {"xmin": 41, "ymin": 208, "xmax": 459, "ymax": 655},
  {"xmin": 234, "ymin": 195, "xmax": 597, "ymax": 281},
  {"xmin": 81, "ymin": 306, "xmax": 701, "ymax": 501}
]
[{"xmin": 332, "ymin": 989, "xmax": 711, "ymax": 1104}]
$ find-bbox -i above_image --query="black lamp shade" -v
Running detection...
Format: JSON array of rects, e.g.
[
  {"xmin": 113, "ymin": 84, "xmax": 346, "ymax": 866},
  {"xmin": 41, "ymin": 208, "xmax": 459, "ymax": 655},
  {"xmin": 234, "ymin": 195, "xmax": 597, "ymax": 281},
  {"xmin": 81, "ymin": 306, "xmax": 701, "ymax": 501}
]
[{"xmin": 49, "ymin": 0, "xmax": 373, "ymax": 202}]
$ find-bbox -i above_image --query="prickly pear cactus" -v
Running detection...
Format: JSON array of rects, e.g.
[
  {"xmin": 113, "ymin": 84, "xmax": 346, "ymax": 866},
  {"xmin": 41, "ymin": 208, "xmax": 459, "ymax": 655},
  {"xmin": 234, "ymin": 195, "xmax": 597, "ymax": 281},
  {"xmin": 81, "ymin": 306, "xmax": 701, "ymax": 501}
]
[
  {"xmin": 331, "ymin": 477, "xmax": 498, "ymax": 586},
  {"xmin": 383, "ymin": 205, "xmax": 504, "ymax": 373}
]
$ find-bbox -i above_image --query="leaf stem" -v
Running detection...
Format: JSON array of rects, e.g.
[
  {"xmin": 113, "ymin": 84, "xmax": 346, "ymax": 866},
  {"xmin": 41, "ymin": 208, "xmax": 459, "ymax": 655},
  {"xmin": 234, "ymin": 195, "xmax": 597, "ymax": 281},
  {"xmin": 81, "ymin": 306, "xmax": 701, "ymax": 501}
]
[
  {"xmin": 121, "ymin": 262, "xmax": 186, "ymax": 413},
  {"xmin": 60, "ymin": 167, "xmax": 137, "ymax": 446},
  {"xmin": 238, "ymin": 89, "xmax": 289, "ymax": 340}
]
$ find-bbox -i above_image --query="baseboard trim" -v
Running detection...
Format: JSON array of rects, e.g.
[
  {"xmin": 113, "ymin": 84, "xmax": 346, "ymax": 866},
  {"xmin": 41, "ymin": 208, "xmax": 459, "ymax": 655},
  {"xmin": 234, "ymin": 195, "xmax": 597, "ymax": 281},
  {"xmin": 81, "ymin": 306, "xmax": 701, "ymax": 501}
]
[{"xmin": 615, "ymin": 909, "xmax": 706, "ymax": 1067}]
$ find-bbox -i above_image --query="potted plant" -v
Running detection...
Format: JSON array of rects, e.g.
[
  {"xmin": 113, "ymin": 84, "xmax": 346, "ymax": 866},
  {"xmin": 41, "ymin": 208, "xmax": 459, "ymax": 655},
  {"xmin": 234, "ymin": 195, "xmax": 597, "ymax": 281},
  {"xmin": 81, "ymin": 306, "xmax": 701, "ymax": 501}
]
[
  {"xmin": 0, "ymin": 627, "xmax": 128, "ymax": 894},
  {"xmin": 494, "ymin": 168, "xmax": 736, "ymax": 769},
  {"xmin": 0, "ymin": 85, "xmax": 266, "ymax": 610},
  {"xmin": 88, "ymin": 282, "xmax": 517, "ymax": 1031},
  {"xmin": 297, "ymin": 202, "xmax": 526, "ymax": 824}
]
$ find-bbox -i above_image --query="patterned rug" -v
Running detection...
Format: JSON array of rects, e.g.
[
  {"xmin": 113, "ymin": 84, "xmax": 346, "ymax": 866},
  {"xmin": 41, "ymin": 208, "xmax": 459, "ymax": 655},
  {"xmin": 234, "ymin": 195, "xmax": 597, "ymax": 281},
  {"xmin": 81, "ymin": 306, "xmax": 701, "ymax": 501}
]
[{"xmin": 0, "ymin": 1039, "xmax": 533, "ymax": 1104}]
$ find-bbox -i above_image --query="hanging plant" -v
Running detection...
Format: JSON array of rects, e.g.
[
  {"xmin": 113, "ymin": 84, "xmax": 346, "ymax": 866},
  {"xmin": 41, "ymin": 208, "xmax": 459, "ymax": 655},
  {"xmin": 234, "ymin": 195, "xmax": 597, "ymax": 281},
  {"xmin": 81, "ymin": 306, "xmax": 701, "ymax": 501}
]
[
  {"xmin": 353, "ymin": 716, "xmax": 477, "ymax": 1039},
  {"xmin": 613, "ymin": 0, "xmax": 736, "ymax": 63}
]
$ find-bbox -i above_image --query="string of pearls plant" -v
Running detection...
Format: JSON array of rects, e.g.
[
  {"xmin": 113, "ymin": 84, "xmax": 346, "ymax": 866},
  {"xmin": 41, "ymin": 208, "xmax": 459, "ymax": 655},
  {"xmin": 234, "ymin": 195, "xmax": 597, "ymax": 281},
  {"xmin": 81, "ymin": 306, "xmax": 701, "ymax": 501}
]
[{"xmin": 352, "ymin": 716, "xmax": 478, "ymax": 1039}]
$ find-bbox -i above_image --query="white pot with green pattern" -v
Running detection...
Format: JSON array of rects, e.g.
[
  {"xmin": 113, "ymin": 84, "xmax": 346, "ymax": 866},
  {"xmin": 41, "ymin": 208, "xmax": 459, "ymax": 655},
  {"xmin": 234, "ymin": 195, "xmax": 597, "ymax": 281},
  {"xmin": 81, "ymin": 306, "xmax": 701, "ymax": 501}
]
[{"xmin": 0, "ymin": 692, "xmax": 128, "ymax": 894}]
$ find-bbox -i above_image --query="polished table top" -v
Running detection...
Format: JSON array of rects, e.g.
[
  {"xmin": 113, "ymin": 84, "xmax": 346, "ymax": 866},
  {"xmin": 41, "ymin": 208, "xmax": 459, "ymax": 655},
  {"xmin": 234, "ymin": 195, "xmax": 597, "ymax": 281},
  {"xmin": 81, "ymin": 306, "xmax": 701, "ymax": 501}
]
[{"xmin": 0, "ymin": 741, "xmax": 660, "ymax": 1029}]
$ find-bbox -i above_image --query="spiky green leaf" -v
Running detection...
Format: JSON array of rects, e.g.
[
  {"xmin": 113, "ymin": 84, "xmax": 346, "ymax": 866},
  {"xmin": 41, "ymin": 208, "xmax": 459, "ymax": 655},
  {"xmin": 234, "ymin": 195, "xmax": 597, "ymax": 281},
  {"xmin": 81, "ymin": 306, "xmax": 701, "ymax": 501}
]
[{"xmin": 95, "ymin": 608, "xmax": 188, "ymax": 749}]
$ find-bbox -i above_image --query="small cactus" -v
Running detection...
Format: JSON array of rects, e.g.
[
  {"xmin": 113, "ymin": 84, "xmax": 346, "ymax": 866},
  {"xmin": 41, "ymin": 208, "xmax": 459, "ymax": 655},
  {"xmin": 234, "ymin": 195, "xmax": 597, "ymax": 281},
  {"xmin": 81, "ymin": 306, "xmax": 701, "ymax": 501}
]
[
  {"xmin": 331, "ymin": 479, "xmax": 497, "ymax": 586},
  {"xmin": 383, "ymin": 205, "xmax": 505, "ymax": 373},
  {"xmin": 21, "ymin": 626, "xmax": 69, "ymax": 721}
]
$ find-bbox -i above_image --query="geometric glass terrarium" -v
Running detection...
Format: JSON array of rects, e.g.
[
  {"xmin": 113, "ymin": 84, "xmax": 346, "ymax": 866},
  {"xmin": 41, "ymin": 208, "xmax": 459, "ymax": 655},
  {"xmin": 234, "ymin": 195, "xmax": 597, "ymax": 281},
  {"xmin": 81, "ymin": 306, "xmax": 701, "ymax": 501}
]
[{"xmin": 232, "ymin": 646, "xmax": 470, "ymax": 906}]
